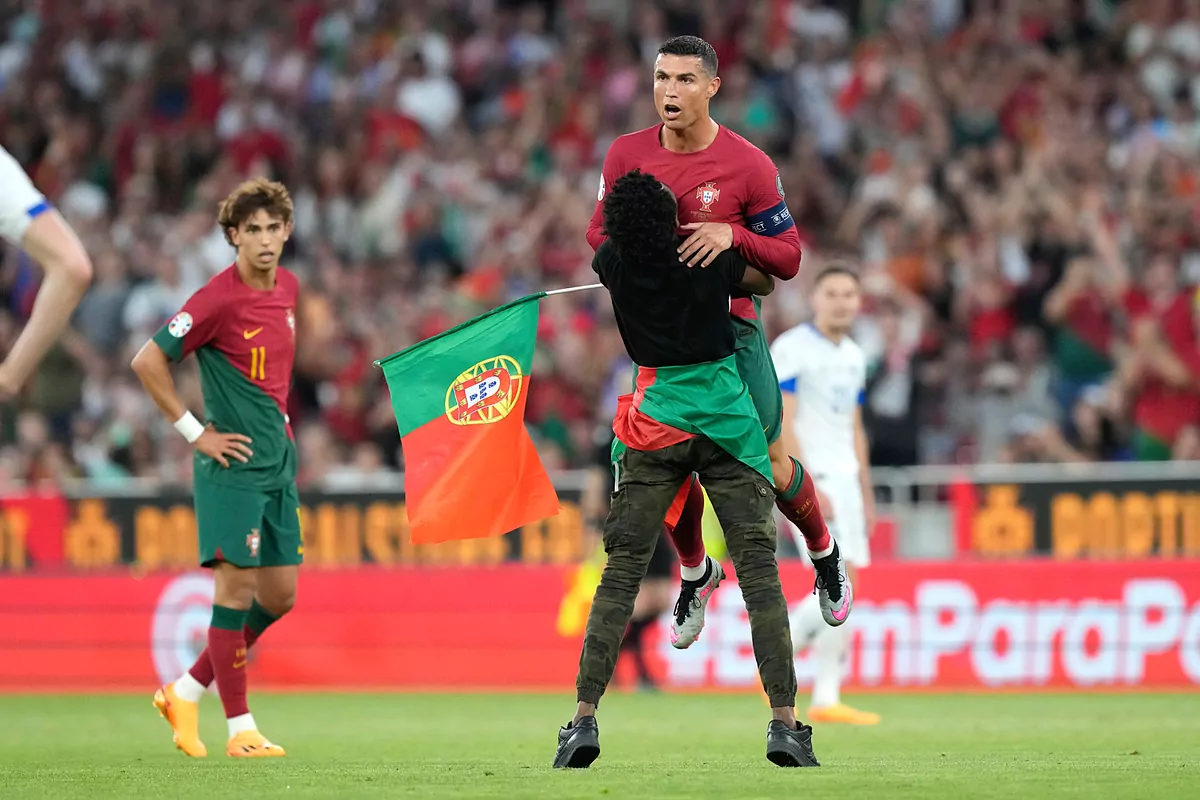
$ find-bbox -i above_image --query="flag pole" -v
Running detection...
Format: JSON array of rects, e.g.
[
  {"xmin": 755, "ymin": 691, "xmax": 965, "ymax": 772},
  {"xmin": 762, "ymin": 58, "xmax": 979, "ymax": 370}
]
[{"xmin": 544, "ymin": 283, "xmax": 603, "ymax": 297}]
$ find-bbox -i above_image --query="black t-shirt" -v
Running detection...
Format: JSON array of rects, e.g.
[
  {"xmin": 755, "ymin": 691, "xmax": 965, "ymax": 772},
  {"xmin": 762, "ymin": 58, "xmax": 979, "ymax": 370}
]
[{"xmin": 592, "ymin": 238, "xmax": 749, "ymax": 368}]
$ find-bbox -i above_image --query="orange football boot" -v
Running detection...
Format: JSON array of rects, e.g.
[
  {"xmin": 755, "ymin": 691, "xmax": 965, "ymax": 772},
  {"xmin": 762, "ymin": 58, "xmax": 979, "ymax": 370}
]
[
  {"xmin": 808, "ymin": 703, "xmax": 881, "ymax": 725},
  {"xmin": 153, "ymin": 683, "xmax": 207, "ymax": 757},
  {"xmin": 226, "ymin": 730, "xmax": 286, "ymax": 757}
]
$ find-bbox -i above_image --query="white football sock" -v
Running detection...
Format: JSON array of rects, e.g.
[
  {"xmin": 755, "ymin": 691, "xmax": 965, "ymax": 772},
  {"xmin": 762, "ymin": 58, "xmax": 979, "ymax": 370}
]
[
  {"xmin": 811, "ymin": 624, "xmax": 849, "ymax": 708},
  {"xmin": 227, "ymin": 713, "xmax": 257, "ymax": 738},
  {"xmin": 680, "ymin": 556, "xmax": 709, "ymax": 582},
  {"xmin": 790, "ymin": 591, "xmax": 825, "ymax": 651},
  {"xmin": 172, "ymin": 672, "xmax": 206, "ymax": 703},
  {"xmin": 808, "ymin": 541, "xmax": 834, "ymax": 560}
]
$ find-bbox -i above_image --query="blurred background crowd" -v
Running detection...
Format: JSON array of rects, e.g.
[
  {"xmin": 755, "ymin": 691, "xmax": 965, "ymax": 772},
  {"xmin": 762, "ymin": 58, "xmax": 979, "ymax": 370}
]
[{"xmin": 0, "ymin": 0, "xmax": 1198, "ymax": 490}]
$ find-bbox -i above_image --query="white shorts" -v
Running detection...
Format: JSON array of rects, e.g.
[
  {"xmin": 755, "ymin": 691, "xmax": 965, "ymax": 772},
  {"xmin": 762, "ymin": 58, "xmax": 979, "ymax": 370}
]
[
  {"xmin": 788, "ymin": 473, "xmax": 870, "ymax": 568},
  {"xmin": 0, "ymin": 145, "xmax": 50, "ymax": 247}
]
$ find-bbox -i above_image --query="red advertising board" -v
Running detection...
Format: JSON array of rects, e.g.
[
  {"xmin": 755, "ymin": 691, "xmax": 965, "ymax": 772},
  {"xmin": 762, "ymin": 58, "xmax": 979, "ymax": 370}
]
[{"xmin": 1, "ymin": 560, "xmax": 1198, "ymax": 691}]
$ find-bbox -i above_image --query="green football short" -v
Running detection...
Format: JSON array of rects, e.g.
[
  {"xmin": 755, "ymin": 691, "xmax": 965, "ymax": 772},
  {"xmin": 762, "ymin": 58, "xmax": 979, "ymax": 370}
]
[
  {"xmin": 608, "ymin": 318, "xmax": 782, "ymax": 525},
  {"xmin": 194, "ymin": 476, "xmax": 304, "ymax": 569},
  {"xmin": 732, "ymin": 318, "xmax": 783, "ymax": 445}
]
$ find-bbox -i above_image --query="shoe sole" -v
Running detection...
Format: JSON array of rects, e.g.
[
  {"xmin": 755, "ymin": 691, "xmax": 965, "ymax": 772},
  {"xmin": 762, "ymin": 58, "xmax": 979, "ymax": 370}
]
[
  {"xmin": 554, "ymin": 738, "xmax": 600, "ymax": 769},
  {"xmin": 821, "ymin": 583, "xmax": 854, "ymax": 627},
  {"xmin": 766, "ymin": 742, "xmax": 820, "ymax": 768},
  {"xmin": 227, "ymin": 749, "xmax": 287, "ymax": 758}
]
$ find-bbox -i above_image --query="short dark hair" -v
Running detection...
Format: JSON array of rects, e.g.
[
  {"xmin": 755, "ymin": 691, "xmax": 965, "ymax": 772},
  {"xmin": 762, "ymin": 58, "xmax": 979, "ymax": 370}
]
[
  {"xmin": 812, "ymin": 263, "xmax": 861, "ymax": 288},
  {"xmin": 657, "ymin": 36, "xmax": 718, "ymax": 77},
  {"xmin": 602, "ymin": 169, "xmax": 678, "ymax": 261}
]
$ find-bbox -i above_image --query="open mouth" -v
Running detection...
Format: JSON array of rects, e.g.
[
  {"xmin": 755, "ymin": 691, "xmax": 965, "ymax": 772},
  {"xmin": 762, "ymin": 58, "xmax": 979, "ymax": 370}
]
[{"xmin": 663, "ymin": 104, "xmax": 681, "ymax": 120}]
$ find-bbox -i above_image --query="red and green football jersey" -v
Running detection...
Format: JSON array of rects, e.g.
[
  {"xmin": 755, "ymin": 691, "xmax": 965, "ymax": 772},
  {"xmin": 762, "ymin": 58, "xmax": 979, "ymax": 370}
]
[{"xmin": 153, "ymin": 264, "xmax": 299, "ymax": 490}]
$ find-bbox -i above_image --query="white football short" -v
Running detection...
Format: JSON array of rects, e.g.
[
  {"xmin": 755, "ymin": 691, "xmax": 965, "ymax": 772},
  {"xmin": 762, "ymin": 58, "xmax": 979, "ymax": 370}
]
[
  {"xmin": 788, "ymin": 473, "xmax": 870, "ymax": 568},
  {"xmin": 0, "ymin": 145, "xmax": 51, "ymax": 247}
]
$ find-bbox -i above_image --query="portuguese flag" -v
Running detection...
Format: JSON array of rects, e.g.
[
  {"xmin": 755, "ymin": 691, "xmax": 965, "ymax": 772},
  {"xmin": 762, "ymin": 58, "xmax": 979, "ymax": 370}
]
[{"xmin": 376, "ymin": 294, "xmax": 560, "ymax": 544}]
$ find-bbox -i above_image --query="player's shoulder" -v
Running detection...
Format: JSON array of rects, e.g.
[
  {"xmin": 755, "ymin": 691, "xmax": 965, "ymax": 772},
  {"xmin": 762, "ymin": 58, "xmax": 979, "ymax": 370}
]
[
  {"xmin": 192, "ymin": 264, "xmax": 238, "ymax": 299},
  {"xmin": 277, "ymin": 266, "xmax": 301, "ymax": 295},
  {"xmin": 607, "ymin": 125, "xmax": 662, "ymax": 157},
  {"xmin": 771, "ymin": 323, "xmax": 816, "ymax": 358},
  {"xmin": 774, "ymin": 323, "xmax": 818, "ymax": 348},
  {"xmin": 842, "ymin": 334, "xmax": 867, "ymax": 360},
  {"xmin": 718, "ymin": 126, "xmax": 776, "ymax": 169}
]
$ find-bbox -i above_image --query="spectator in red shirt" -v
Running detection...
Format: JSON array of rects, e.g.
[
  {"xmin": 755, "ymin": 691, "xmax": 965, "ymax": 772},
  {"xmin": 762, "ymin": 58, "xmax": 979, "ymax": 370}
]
[
  {"xmin": 1115, "ymin": 253, "xmax": 1200, "ymax": 460},
  {"xmin": 1043, "ymin": 256, "xmax": 1122, "ymax": 415}
]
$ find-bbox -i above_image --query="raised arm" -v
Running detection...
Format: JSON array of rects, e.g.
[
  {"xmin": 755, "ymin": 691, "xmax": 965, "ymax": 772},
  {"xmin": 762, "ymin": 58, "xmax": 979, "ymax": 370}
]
[{"xmin": 0, "ymin": 146, "xmax": 93, "ymax": 394}]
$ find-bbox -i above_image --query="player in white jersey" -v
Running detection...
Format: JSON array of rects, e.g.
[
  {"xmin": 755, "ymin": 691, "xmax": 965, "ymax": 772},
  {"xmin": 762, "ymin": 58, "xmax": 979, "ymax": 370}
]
[
  {"xmin": 771, "ymin": 264, "xmax": 879, "ymax": 725},
  {"xmin": 0, "ymin": 145, "xmax": 93, "ymax": 395}
]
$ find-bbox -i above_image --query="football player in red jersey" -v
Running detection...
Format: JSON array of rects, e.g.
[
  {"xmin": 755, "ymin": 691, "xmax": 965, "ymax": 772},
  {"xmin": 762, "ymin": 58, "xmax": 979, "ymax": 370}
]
[
  {"xmin": 588, "ymin": 36, "xmax": 851, "ymax": 655},
  {"xmin": 133, "ymin": 178, "xmax": 301, "ymax": 759}
]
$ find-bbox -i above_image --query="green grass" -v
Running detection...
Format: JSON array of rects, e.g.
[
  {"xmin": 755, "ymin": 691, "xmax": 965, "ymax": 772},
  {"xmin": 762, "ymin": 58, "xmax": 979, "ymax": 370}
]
[{"xmin": 0, "ymin": 692, "xmax": 1196, "ymax": 799}]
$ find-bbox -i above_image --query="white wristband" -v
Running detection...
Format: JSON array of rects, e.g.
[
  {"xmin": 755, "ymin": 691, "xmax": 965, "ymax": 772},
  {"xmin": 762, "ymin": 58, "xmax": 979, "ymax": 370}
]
[{"xmin": 174, "ymin": 411, "xmax": 205, "ymax": 443}]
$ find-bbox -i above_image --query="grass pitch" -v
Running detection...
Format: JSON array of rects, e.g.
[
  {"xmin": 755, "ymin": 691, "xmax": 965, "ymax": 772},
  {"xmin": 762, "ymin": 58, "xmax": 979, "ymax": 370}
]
[{"xmin": 0, "ymin": 691, "xmax": 1195, "ymax": 799}]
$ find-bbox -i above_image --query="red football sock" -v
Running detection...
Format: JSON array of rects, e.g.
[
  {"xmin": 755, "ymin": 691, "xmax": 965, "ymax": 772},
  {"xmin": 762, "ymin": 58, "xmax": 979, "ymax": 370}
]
[
  {"xmin": 775, "ymin": 457, "xmax": 831, "ymax": 554},
  {"xmin": 665, "ymin": 478, "xmax": 706, "ymax": 568},
  {"xmin": 208, "ymin": 605, "xmax": 250, "ymax": 719},
  {"xmin": 188, "ymin": 599, "xmax": 279, "ymax": 687},
  {"xmin": 188, "ymin": 626, "xmax": 262, "ymax": 687}
]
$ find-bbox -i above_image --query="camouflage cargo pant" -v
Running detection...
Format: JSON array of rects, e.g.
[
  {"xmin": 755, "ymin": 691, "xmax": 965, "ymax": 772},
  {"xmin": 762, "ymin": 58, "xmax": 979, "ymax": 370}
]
[{"xmin": 575, "ymin": 436, "xmax": 797, "ymax": 709}]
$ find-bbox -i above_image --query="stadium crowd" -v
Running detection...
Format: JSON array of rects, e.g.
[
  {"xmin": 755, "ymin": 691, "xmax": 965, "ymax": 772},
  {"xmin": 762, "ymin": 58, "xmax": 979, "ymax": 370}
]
[{"xmin": 0, "ymin": 0, "xmax": 1198, "ymax": 489}]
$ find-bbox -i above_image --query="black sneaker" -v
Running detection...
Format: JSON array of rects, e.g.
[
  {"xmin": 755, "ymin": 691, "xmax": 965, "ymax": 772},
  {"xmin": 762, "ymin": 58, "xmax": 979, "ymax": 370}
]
[
  {"xmin": 553, "ymin": 716, "xmax": 600, "ymax": 769},
  {"xmin": 765, "ymin": 720, "xmax": 820, "ymax": 767}
]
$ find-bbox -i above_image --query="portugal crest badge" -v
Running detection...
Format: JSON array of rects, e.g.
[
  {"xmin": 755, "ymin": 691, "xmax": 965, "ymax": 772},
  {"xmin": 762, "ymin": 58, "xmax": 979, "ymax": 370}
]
[
  {"xmin": 695, "ymin": 181, "xmax": 721, "ymax": 212},
  {"xmin": 445, "ymin": 356, "xmax": 523, "ymax": 426}
]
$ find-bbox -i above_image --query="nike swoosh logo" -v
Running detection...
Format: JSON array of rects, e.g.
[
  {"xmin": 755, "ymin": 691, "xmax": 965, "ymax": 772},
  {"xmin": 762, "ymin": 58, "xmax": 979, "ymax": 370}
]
[
  {"xmin": 831, "ymin": 602, "xmax": 850, "ymax": 622},
  {"xmin": 243, "ymin": 328, "xmax": 263, "ymax": 339}
]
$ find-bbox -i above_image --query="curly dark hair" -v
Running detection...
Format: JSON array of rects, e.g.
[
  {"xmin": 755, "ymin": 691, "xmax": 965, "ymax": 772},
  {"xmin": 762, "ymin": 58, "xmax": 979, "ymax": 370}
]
[{"xmin": 602, "ymin": 169, "xmax": 678, "ymax": 262}]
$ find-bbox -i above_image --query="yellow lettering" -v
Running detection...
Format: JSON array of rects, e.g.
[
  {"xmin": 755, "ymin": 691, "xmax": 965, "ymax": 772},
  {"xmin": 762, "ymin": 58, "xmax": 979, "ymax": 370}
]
[
  {"xmin": 135, "ymin": 507, "xmax": 164, "ymax": 570},
  {"xmin": 136, "ymin": 506, "xmax": 199, "ymax": 570},
  {"xmin": 973, "ymin": 486, "xmax": 1033, "ymax": 556},
  {"xmin": 522, "ymin": 521, "xmax": 546, "ymax": 564},
  {"xmin": 545, "ymin": 503, "xmax": 583, "ymax": 564},
  {"xmin": 363, "ymin": 502, "xmax": 397, "ymax": 566},
  {"xmin": 169, "ymin": 507, "xmax": 199, "ymax": 565},
  {"xmin": 0, "ymin": 509, "xmax": 28, "ymax": 572},
  {"xmin": 1051, "ymin": 493, "xmax": 1085, "ymax": 558},
  {"xmin": 1087, "ymin": 492, "xmax": 1120, "ymax": 557},
  {"xmin": 1182, "ymin": 496, "xmax": 1200, "ymax": 556},
  {"xmin": 395, "ymin": 505, "xmax": 416, "ymax": 564},
  {"xmin": 328, "ymin": 504, "xmax": 362, "ymax": 567},
  {"xmin": 1155, "ymin": 493, "xmax": 1180, "ymax": 557},
  {"xmin": 1120, "ymin": 493, "xmax": 1154, "ymax": 558},
  {"xmin": 64, "ymin": 500, "xmax": 120, "ymax": 569},
  {"xmin": 310, "ymin": 504, "xmax": 339, "ymax": 566}
]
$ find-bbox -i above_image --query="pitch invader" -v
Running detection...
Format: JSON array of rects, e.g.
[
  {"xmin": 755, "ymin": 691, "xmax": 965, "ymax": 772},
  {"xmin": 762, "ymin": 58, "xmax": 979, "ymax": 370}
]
[
  {"xmin": 132, "ymin": 178, "xmax": 302, "ymax": 757},
  {"xmin": 586, "ymin": 36, "xmax": 850, "ymax": 647},
  {"xmin": 772, "ymin": 265, "xmax": 879, "ymax": 725}
]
